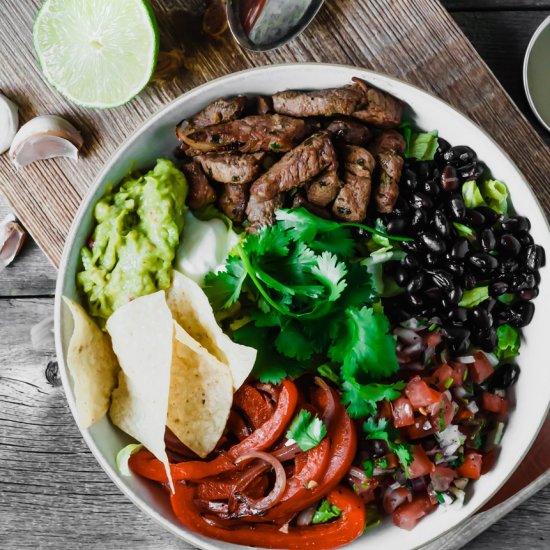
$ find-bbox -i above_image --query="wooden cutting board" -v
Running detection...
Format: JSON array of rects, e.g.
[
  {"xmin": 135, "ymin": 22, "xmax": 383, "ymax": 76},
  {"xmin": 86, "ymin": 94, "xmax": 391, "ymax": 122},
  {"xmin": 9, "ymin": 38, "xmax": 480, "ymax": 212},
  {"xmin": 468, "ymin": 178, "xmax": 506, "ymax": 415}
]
[{"xmin": 0, "ymin": 0, "xmax": 549, "ymax": 540}]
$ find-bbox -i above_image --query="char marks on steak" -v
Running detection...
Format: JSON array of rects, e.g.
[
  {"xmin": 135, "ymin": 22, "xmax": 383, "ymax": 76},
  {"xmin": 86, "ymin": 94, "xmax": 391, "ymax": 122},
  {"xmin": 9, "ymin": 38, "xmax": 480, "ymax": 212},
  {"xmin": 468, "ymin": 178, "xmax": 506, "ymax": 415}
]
[
  {"xmin": 181, "ymin": 115, "xmax": 307, "ymax": 155},
  {"xmin": 272, "ymin": 87, "xmax": 364, "ymax": 117},
  {"xmin": 332, "ymin": 146, "xmax": 375, "ymax": 222},
  {"xmin": 197, "ymin": 152, "xmax": 265, "ymax": 184},
  {"xmin": 181, "ymin": 160, "xmax": 217, "ymax": 210},
  {"xmin": 307, "ymin": 169, "xmax": 342, "ymax": 207},
  {"xmin": 246, "ymin": 193, "xmax": 285, "ymax": 230},
  {"xmin": 190, "ymin": 96, "xmax": 247, "ymax": 128},
  {"xmin": 370, "ymin": 129, "xmax": 406, "ymax": 156},
  {"xmin": 351, "ymin": 78, "xmax": 403, "ymax": 128},
  {"xmin": 326, "ymin": 119, "xmax": 372, "ymax": 146}
]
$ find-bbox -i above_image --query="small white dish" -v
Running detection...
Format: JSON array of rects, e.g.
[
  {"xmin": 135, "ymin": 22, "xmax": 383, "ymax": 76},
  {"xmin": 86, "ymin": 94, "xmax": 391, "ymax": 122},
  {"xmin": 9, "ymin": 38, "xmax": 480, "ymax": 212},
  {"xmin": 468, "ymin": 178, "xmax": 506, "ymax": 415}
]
[
  {"xmin": 524, "ymin": 16, "xmax": 550, "ymax": 132},
  {"xmin": 55, "ymin": 63, "xmax": 550, "ymax": 550}
]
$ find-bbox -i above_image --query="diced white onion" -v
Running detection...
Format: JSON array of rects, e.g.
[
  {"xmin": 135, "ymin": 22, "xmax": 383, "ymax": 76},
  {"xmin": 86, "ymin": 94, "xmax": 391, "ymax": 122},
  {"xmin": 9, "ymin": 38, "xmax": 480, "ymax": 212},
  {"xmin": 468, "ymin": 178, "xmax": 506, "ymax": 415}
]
[
  {"xmin": 453, "ymin": 477, "xmax": 469, "ymax": 490},
  {"xmin": 481, "ymin": 350, "xmax": 499, "ymax": 367},
  {"xmin": 389, "ymin": 481, "xmax": 401, "ymax": 491},
  {"xmin": 394, "ymin": 327, "xmax": 422, "ymax": 344},
  {"xmin": 467, "ymin": 401, "xmax": 479, "ymax": 414},
  {"xmin": 457, "ymin": 355, "xmax": 475, "ymax": 364}
]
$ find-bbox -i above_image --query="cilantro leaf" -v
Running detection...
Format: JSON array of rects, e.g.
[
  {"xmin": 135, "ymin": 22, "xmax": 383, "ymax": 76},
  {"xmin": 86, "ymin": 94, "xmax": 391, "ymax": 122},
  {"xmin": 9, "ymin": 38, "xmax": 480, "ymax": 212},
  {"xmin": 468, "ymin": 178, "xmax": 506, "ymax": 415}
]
[
  {"xmin": 409, "ymin": 130, "xmax": 439, "ymax": 161},
  {"xmin": 309, "ymin": 251, "xmax": 348, "ymax": 302},
  {"xmin": 245, "ymin": 225, "xmax": 291, "ymax": 258},
  {"xmin": 363, "ymin": 418, "xmax": 413, "ymax": 473},
  {"xmin": 341, "ymin": 380, "xmax": 406, "ymax": 419},
  {"xmin": 286, "ymin": 409, "xmax": 327, "ymax": 452},
  {"xmin": 203, "ymin": 256, "xmax": 247, "ymax": 310},
  {"xmin": 309, "ymin": 227, "xmax": 356, "ymax": 259},
  {"xmin": 496, "ymin": 324, "xmax": 520, "ymax": 360},
  {"xmin": 275, "ymin": 321, "xmax": 318, "ymax": 360},
  {"xmin": 312, "ymin": 500, "xmax": 342, "ymax": 524},
  {"xmin": 459, "ymin": 286, "xmax": 489, "ymax": 308}
]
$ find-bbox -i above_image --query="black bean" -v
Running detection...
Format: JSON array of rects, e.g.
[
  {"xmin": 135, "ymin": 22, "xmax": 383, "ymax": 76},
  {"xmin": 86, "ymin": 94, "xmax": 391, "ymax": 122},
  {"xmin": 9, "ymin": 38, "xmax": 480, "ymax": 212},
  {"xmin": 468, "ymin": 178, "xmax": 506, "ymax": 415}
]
[
  {"xmin": 407, "ymin": 272, "xmax": 426, "ymax": 294},
  {"xmin": 424, "ymin": 252, "xmax": 440, "ymax": 266},
  {"xmin": 434, "ymin": 137, "xmax": 451, "ymax": 164},
  {"xmin": 498, "ymin": 259, "xmax": 519, "ymax": 275},
  {"xmin": 411, "ymin": 208, "xmax": 428, "ymax": 229},
  {"xmin": 470, "ymin": 306, "xmax": 493, "ymax": 330},
  {"xmin": 519, "ymin": 287, "xmax": 539, "ymax": 300},
  {"xmin": 402, "ymin": 168, "xmax": 418, "ymax": 192},
  {"xmin": 422, "ymin": 179, "xmax": 440, "ymax": 197},
  {"xmin": 417, "ymin": 161, "xmax": 433, "ymax": 182},
  {"xmin": 402, "ymin": 253, "xmax": 420, "ymax": 269},
  {"xmin": 411, "ymin": 192, "xmax": 434, "ymax": 210},
  {"xmin": 402, "ymin": 240, "xmax": 418, "ymax": 253},
  {"xmin": 468, "ymin": 252, "xmax": 499, "ymax": 272},
  {"xmin": 443, "ymin": 145, "xmax": 477, "ymax": 167},
  {"xmin": 448, "ymin": 307, "xmax": 468, "ymax": 325},
  {"xmin": 494, "ymin": 306, "xmax": 519, "ymax": 327},
  {"xmin": 485, "ymin": 297, "xmax": 497, "ymax": 313},
  {"xmin": 464, "ymin": 271, "xmax": 477, "ymax": 290},
  {"xmin": 434, "ymin": 210, "xmax": 453, "ymax": 239},
  {"xmin": 516, "ymin": 231, "xmax": 534, "ymax": 248},
  {"xmin": 392, "ymin": 196, "xmax": 411, "ymax": 218},
  {"xmin": 420, "ymin": 232, "xmax": 446, "ymax": 254},
  {"xmin": 448, "ymin": 261, "xmax": 465, "ymax": 277},
  {"xmin": 480, "ymin": 228, "xmax": 496, "ymax": 251},
  {"xmin": 498, "ymin": 234, "xmax": 521, "ymax": 257},
  {"xmin": 387, "ymin": 218, "xmax": 409, "ymax": 235},
  {"xmin": 534, "ymin": 270, "xmax": 541, "ymax": 285},
  {"xmin": 509, "ymin": 272, "xmax": 536, "ymax": 292},
  {"xmin": 486, "ymin": 363, "xmax": 521, "ymax": 390},
  {"xmin": 425, "ymin": 287, "xmax": 443, "ymax": 303},
  {"xmin": 489, "ymin": 280, "xmax": 508, "ymax": 296},
  {"xmin": 430, "ymin": 269, "xmax": 454, "ymax": 289},
  {"xmin": 440, "ymin": 165, "xmax": 460, "ymax": 192},
  {"xmin": 449, "ymin": 195, "xmax": 466, "ymax": 220},
  {"xmin": 395, "ymin": 266, "xmax": 410, "ymax": 287},
  {"xmin": 475, "ymin": 328, "xmax": 498, "ymax": 352},
  {"xmin": 466, "ymin": 208, "xmax": 486, "ymax": 227},
  {"xmin": 408, "ymin": 293, "xmax": 425, "ymax": 309},
  {"xmin": 500, "ymin": 216, "xmax": 531, "ymax": 233},
  {"xmin": 444, "ymin": 326, "xmax": 471, "ymax": 356},
  {"xmin": 524, "ymin": 245, "xmax": 546, "ymax": 270},
  {"xmin": 451, "ymin": 237, "xmax": 470, "ymax": 259},
  {"xmin": 475, "ymin": 206, "xmax": 499, "ymax": 226},
  {"xmin": 449, "ymin": 286, "xmax": 464, "ymax": 305},
  {"xmin": 510, "ymin": 301, "xmax": 535, "ymax": 328},
  {"xmin": 458, "ymin": 161, "xmax": 485, "ymax": 181}
]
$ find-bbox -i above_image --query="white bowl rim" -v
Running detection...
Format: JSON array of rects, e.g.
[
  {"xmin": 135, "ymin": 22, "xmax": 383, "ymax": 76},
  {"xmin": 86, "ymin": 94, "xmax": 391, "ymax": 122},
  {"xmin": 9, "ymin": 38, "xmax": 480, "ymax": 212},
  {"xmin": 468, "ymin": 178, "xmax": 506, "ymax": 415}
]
[{"xmin": 54, "ymin": 62, "xmax": 550, "ymax": 550}]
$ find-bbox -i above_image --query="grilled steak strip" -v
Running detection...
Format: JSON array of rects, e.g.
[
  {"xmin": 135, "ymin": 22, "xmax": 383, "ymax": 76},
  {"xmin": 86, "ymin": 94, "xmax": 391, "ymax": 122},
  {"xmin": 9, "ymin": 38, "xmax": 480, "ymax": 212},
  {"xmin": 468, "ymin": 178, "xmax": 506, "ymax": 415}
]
[
  {"xmin": 272, "ymin": 87, "xmax": 364, "ymax": 117},
  {"xmin": 351, "ymin": 78, "xmax": 403, "ymax": 128},
  {"xmin": 197, "ymin": 152, "xmax": 265, "ymax": 184},
  {"xmin": 306, "ymin": 169, "xmax": 342, "ymax": 207},
  {"xmin": 370, "ymin": 129, "xmax": 406, "ymax": 156},
  {"xmin": 246, "ymin": 193, "xmax": 285, "ymax": 230},
  {"xmin": 257, "ymin": 96, "xmax": 273, "ymax": 115},
  {"xmin": 326, "ymin": 119, "xmax": 372, "ymax": 146},
  {"xmin": 293, "ymin": 192, "xmax": 332, "ymax": 219},
  {"xmin": 332, "ymin": 146, "xmax": 375, "ymax": 222},
  {"xmin": 181, "ymin": 160, "xmax": 217, "ymax": 210},
  {"xmin": 219, "ymin": 183, "xmax": 250, "ymax": 224},
  {"xmin": 190, "ymin": 96, "xmax": 247, "ymax": 128},
  {"xmin": 181, "ymin": 115, "xmax": 308, "ymax": 155}
]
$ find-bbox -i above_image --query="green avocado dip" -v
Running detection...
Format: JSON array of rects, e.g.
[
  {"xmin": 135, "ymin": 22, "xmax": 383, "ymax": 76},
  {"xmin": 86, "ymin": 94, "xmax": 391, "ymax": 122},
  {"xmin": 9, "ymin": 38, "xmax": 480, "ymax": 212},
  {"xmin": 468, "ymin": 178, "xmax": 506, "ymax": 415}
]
[{"xmin": 77, "ymin": 158, "xmax": 188, "ymax": 321}]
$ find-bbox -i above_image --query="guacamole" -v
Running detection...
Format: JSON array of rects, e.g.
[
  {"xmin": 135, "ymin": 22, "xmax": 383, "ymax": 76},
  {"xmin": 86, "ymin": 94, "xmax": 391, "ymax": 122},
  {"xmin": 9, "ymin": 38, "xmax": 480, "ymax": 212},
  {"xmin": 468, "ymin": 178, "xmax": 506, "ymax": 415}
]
[{"xmin": 78, "ymin": 159, "xmax": 188, "ymax": 321}]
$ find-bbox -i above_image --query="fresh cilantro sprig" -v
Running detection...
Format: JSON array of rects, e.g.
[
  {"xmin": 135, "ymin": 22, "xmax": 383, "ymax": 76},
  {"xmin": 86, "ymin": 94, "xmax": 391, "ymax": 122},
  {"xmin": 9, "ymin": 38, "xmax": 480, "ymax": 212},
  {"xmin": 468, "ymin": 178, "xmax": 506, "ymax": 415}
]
[
  {"xmin": 286, "ymin": 410, "xmax": 327, "ymax": 452},
  {"xmin": 312, "ymin": 500, "xmax": 342, "ymax": 524}
]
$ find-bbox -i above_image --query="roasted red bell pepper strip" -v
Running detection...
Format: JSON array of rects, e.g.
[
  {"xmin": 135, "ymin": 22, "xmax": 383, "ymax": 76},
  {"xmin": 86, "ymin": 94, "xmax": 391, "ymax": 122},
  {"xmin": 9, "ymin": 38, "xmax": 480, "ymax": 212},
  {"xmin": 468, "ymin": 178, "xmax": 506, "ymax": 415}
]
[
  {"xmin": 129, "ymin": 379, "xmax": 298, "ymax": 482},
  {"xmin": 234, "ymin": 383, "xmax": 274, "ymax": 429},
  {"xmin": 170, "ymin": 484, "xmax": 366, "ymax": 550}
]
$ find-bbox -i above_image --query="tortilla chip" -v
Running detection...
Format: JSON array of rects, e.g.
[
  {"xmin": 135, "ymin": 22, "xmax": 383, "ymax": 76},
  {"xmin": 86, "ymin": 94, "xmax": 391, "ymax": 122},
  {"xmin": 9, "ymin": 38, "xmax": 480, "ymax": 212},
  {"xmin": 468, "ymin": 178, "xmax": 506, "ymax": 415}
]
[
  {"xmin": 167, "ymin": 323, "xmax": 233, "ymax": 458},
  {"xmin": 106, "ymin": 291, "xmax": 174, "ymax": 491},
  {"xmin": 63, "ymin": 297, "xmax": 119, "ymax": 429},
  {"xmin": 166, "ymin": 270, "xmax": 256, "ymax": 389}
]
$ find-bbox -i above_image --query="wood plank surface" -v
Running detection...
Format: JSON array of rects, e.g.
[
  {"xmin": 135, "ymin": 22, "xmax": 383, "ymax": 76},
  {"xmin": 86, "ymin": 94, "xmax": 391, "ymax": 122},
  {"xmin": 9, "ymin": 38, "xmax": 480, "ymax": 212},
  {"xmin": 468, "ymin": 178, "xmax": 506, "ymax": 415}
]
[{"xmin": 2, "ymin": 1, "xmax": 550, "ymax": 549}]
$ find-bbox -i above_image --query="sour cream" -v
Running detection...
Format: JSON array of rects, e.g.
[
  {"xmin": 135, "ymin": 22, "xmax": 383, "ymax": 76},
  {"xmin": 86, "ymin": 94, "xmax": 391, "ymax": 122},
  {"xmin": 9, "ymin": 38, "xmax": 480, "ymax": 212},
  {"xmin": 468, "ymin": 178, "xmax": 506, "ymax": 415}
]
[{"xmin": 175, "ymin": 211, "xmax": 239, "ymax": 285}]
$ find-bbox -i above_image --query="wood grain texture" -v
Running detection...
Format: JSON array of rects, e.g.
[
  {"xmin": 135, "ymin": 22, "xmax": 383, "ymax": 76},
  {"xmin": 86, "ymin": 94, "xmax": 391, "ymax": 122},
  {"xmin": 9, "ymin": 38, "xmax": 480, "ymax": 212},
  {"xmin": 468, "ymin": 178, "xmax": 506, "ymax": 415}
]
[
  {"xmin": 2, "ymin": 0, "xmax": 550, "ymax": 268},
  {"xmin": 445, "ymin": 0, "xmax": 550, "ymax": 9}
]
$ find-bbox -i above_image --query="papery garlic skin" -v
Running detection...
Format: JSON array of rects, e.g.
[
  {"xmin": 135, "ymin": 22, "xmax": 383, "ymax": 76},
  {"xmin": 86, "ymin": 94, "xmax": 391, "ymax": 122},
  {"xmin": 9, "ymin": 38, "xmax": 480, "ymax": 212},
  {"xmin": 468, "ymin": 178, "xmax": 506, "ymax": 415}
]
[
  {"xmin": 0, "ymin": 213, "xmax": 26, "ymax": 269},
  {"xmin": 9, "ymin": 114, "xmax": 83, "ymax": 169},
  {"xmin": 0, "ymin": 93, "xmax": 19, "ymax": 154}
]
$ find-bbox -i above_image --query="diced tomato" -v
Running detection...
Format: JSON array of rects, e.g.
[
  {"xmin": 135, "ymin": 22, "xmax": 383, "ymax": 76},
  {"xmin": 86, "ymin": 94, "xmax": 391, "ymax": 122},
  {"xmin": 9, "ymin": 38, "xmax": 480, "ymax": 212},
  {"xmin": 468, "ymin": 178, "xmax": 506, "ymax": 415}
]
[
  {"xmin": 392, "ymin": 396, "xmax": 415, "ymax": 428},
  {"xmin": 383, "ymin": 486, "xmax": 412, "ymax": 514},
  {"xmin": 430, "ymin": 466, "xmax": 457, "ymax": 492},
  {"xmin": 457, "ymin": 452, "xmax": 483, "ymax": 479},
  {"xmin": 404, "ymin": 417, "xmax": 437, "ymax": 440},
  {"xmin": 405, "ymin": 376, "xmax": 442, "ymax": 409},
  {"xmin": 392, "ymin": 494, "xmax": 436, "ymax": 530},
  {"xmin": 378, "ymin": 399, "xmax": 393, "ymax": 420},
  {"xmin": 455, "ymin": 404, "xmax": 475, "ymax": 421},
  {"xmin": 385, "ymin": 452, "xmax": 399, "ymax": 469},
  {"xmin": 468, "ymin": 352, "xmax": 495, "ymax": 384},
  {"xmin": 426, "ymin": 331, "xmax": 442, "ymax": 348},
  {"xmin": 429, "ymin": 364, "xmax": 462, "ymax": 391},
  {"xmin": 449, "ymin": 361, "xmax": 468, "ymax": 381},
  {"xmin": 480, "ymin": 392, "xmax": 508, "ymax": 415},
  {"xmin": 481, "ymin": 449, "xmax": 497, "ymax": 475},
  {"xmin": 427, "ymin": 393, "xmax": 456, "ymax": 431},
  {"xmin": 408, "ymin": 445, "xmax": 435, "ymax": 479}
]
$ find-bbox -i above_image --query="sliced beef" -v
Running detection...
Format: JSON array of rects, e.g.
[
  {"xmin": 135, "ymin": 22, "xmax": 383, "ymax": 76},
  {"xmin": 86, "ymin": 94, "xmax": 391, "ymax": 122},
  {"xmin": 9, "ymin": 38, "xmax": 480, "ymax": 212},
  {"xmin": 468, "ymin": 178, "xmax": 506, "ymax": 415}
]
[
  {"xmin": 257, "ymin": 96, "xmax": 273, "ymax": 115},
  {"xmin": 272, "ymin": 87, "xmax": 364, "ymax": 117},
  {"xmin": 370, "ymin": 130, "xmax": 406, "ymax": 155},
  {"xmin": 219, "ymin": 183, "xmax": 250, "ymax": 224},
  {"xmin": 332, "ymin": 146, "xmax": 375, "ymax": 222},
  {"xmin": 190, "ymin": 96, "xmax": 247, "ymax": 128},
  {"xmin": 197, "ymin": 152, "xmax": 265, "ymax": 184},
  {"xmin": 181, "ymin": 115, "xmax": 307, "ymax": 155},
  {"xmin": 326, "ymin": 119, "xmax": 372, "ymax": 146},
  {"xmin": 293, "ymin": 192, "xmax": 332, "ymax": 219},
  {"xmin": 375, "ymin": 151, "xmax": 404, "ymax": 213},
  {"xmin": 181, "ymin": 160, "xmax": 217, "ymax": 210},
  {"xmin": 306, "ymin": 169, "xmax": 342, "ymax": 207},
  {"xmin": 351, "ymin": 78, "xmax": 403, "ymax": 128},
  {"xmin": 246, "ymin": 193, "xmax": 284, "ymax": 229}
]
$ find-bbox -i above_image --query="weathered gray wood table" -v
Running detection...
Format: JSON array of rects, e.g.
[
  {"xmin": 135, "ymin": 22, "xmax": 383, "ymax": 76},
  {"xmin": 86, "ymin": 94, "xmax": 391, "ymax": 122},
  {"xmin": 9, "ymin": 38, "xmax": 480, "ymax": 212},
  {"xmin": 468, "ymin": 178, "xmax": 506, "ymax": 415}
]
[{"xmin": 1, "ymin": 1, "xmax": 550, "ymax": 549}]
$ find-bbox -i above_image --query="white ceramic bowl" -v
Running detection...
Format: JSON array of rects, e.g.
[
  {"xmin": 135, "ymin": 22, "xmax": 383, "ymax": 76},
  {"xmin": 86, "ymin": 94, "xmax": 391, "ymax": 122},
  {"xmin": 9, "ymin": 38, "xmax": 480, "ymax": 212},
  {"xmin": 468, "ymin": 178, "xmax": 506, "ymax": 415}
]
[{"xmin": 55, "ymin": 64, "xmax": 550, "ymax": 550}]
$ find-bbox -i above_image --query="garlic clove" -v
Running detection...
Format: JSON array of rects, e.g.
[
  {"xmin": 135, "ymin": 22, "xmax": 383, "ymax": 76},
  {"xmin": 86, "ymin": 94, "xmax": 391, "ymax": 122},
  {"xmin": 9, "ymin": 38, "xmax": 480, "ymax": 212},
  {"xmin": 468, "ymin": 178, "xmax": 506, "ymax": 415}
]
[
  {"xmin": 0, "ymin": 92, "xmax": 19, "ymax": 154},
  {"xmin": 9, "ymin": 114, "xmax": 83, "ymax": 169},
  {"xmin": 0, "ymin": 213, "xmax": 27, "ymax": 269}
]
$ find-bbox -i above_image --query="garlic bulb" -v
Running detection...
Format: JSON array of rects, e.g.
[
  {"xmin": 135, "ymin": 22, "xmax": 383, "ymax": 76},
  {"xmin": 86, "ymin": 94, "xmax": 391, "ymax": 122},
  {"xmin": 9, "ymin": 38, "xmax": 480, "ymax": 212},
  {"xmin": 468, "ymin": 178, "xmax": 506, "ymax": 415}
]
[
  {"xmin": 0, "ymin": 93, "xmax": 19, "ymax": 154},
  {"xmin": 9, "ymin": 114, "xmax": 84, "ymax": 169}
]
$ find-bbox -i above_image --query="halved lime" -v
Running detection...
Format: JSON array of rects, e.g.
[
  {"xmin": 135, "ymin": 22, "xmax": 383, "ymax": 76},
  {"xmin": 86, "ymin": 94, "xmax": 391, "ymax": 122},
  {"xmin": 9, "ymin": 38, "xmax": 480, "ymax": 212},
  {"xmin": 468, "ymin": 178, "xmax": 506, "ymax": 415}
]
[{"xmin": 33, "ymin": 0, "xmax": 159, "ymax": 109}]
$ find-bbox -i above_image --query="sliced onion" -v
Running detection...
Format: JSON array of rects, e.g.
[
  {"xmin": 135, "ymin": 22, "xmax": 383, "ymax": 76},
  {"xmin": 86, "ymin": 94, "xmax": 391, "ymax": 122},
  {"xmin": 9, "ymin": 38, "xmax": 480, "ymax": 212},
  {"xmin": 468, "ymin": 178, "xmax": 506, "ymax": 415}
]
[
  {"xmin": 481, "ymin": 350, "xmax": 499, "ymax": 367},
  {"xmin": 227, "ymin": 461, "xmax": 270, "ymax": 514},
  {"xmin": 457, "ymin": 355, "xmax": 475, "ymax": 364},
  {"xmin": 394, "ymin": 327, "xmax": 422, "ymax": 344},
  {"xmin": 177, "ymin": 123, "xmax": 223, "ymax": 153},
  {"xmin": 467, "ymin": 401, "xmax": 479, "ymax": 414},
  {"xmin": 453, "ymin": 477, "xmax": 469, "ymax": 490},
  {"xmin": 315, "ymin": 376, "xmax": 336, "ymax": 430},
  {"xmin": 400, "ymin": 318, "xmax": 426, "ymax": 330},
  {"xmin": 233, "ymin": 451, "xmax": 287, "ymax": 511},
  {"xmin": 423, "ymin": 345, "xmax": 436, "ymax": 365},
  {"xmin": 272, "ymin": 441, "xmax": 302, "ymax": 462},
  {"xmin": 389, "ymin": 481, "xmax": 401, "ymax": 491},
  {"xmin": 402, "ymin": 341, "xmax": 425, "ymax": 358},
  {"xmin": 296, "ymin": 504, "xmax": 317, "ymax": 526}
]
